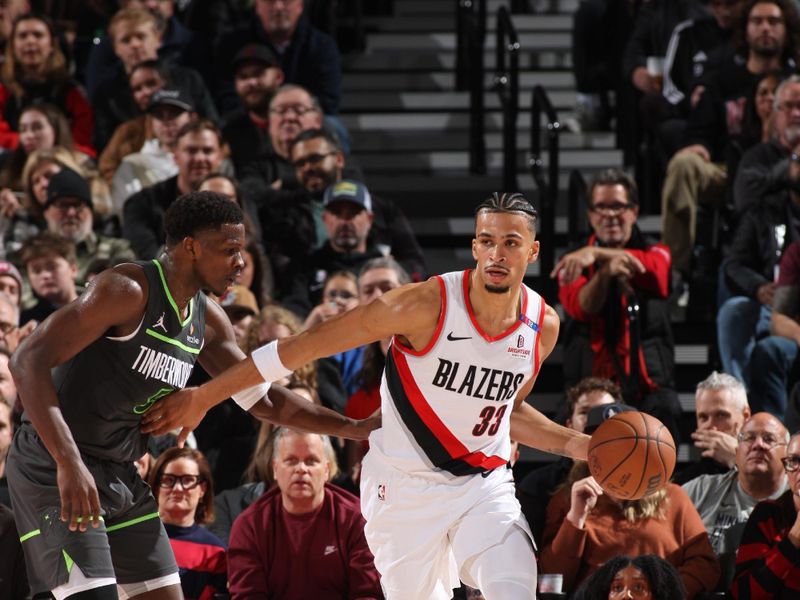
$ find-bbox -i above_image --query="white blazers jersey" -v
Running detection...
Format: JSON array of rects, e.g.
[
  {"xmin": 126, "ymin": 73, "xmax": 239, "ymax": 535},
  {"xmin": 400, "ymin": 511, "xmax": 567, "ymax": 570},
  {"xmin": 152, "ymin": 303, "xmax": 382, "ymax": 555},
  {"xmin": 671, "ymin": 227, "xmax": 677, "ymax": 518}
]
[{"xmin": 370, "ymin": 269, "xmax": 545, "ymax": 479}]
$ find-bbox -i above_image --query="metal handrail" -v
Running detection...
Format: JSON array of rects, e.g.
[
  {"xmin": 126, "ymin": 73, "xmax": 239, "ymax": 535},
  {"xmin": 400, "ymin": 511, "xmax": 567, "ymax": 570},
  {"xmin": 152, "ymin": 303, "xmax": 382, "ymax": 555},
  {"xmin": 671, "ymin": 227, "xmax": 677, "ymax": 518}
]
[
  {"xmin": 456, "ymin": 0, "xmax": 487, "ymax": 174},
  {"xmin": 494, "ymin": 6, "xmax": 520, "ymax": 192},
  {"xmin": 529, "ymin": 85, "xmax": 561, "ymax": 277}
]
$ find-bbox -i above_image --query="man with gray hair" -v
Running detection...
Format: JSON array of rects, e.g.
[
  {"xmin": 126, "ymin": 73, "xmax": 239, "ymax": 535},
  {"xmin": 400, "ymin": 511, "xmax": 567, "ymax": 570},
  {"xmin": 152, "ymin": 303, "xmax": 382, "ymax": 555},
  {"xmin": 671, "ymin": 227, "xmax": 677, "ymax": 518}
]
[
  {"xmin": 227, "ymin": 428, "xmax": 381, "ymax": 598},
  {"xmin": 674, "ymin": 371, "xmax": 752, "ymax": 484},
  {"xmin": 683, "ymin": 412, "xmax": 788, "ymax": 590}
]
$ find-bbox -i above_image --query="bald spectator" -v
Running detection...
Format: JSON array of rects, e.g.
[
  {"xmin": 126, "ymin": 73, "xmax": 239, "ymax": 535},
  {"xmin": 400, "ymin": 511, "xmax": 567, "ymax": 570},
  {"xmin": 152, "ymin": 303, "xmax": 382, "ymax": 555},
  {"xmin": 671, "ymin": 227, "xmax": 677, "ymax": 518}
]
[
  {"xmin": 123, "ymin": 120, "xmax": 225, "ymax": 258},
  {"xmin": 215, "ymin": 0, "xmax": 341, "ymax": 116},
  {"xmin": 683, "ymin": 413, "xmax": 788, "ymax": 589},
  {"xmin": 674, "ymin": 372, "xmax": 752, "ymax": 484},
  {"xmin": 227, "ymin": 428, "xmax": 381, "ymax": 599}
]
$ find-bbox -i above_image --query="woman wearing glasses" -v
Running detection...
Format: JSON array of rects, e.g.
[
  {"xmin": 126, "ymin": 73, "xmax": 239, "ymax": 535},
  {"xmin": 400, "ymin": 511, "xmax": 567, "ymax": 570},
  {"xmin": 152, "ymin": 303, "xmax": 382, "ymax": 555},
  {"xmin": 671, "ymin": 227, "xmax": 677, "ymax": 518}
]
[
  {"xmin": 149, "ymin": 446, "xmax": 227, "ymax": 600},
  {"xmin": 732, "ymin": 431, "xmax": 800, "ymax": 598}
]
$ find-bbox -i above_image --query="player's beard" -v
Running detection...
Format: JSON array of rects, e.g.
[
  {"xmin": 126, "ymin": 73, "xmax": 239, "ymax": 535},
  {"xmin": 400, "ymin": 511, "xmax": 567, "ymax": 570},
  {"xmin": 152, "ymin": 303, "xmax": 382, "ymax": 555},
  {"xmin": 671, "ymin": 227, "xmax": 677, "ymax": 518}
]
[{"xmin": 484, "ymin": 283, "xmax": 510, "ymax": 294}]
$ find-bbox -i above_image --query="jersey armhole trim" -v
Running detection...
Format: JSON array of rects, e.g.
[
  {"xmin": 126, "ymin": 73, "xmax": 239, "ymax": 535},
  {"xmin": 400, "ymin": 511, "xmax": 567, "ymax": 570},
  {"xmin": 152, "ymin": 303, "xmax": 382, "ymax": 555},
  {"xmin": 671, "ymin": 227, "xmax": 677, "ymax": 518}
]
[
  {"xmin": 532, "ymin": 294, "xmax": 545, "ymax": 374},
  {"xmin": 392, "ymin": 274, "xmax": 447, "ymax": 357},
  {"xmin": 105, "ymin": 312, "xmax": 145, "ymax": 342}
]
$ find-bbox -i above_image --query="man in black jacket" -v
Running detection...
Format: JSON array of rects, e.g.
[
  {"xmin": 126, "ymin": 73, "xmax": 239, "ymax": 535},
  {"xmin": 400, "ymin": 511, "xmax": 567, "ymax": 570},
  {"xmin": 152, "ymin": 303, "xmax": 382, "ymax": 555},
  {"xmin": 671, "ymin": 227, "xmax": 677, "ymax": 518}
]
[
  {"xmin": 123, "ymin": 120, "xmax": 225, "ymax": 259},
  {"xmin": 214, "ymin": 0, "xmax": 341, "ymax": 116}
]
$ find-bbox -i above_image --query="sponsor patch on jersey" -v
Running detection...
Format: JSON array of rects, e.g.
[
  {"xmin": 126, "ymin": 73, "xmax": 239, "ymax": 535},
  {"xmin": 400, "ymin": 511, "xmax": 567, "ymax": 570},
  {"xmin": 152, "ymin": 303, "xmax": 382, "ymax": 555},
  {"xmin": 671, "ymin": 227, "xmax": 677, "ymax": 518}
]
[{"xmin": 506, "ymin": 344, "xmax": 531, "ymax": 359}]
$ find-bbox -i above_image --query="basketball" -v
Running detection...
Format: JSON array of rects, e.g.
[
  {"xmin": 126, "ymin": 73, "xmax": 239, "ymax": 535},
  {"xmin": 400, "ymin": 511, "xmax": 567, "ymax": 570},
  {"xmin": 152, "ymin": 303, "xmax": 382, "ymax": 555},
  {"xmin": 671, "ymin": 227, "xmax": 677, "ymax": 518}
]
[{"xmin": 587, "ymin": 412, "xmax": 676, "ymax": 501}]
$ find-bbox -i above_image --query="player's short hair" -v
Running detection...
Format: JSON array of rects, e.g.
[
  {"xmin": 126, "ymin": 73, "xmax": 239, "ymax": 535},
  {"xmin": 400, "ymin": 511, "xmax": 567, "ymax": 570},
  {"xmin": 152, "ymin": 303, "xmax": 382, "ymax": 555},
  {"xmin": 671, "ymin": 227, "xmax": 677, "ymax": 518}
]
[
  {"xmin": 475, "ymin": 192, "xmax": 538, "ymax": 234},
  {"xmin": 359, "ymin": 256, "xmax": 411, "ymax": 286},
  {"xmin": 561, "ymin": 377, "xmax": 622, "ymax": 425},
  {"xmin": 588, "ymin": 168, "xmax": 639, "ymax": 206},
  {"xmin": 148, "ymin": 446, "xmax": 216, "ymax": 525},
  {"xmin": 695, "ymin": 371, "xmax": 749, "ymax": 412},
  {"xmin": 289, "ymin": 127, "xmax": 342, "ymax": 156},
  {"xmin": 164, "ymin": 191, "xmax": 243, "ymax": 245},
  {"xmin": 19, "ymin": 232, "xmax": 77, "ymax": 266}
]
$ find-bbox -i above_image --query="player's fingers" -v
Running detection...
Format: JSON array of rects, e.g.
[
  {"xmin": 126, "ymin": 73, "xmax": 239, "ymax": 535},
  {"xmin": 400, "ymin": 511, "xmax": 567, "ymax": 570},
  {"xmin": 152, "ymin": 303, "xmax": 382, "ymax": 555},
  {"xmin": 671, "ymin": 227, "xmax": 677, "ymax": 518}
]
[
  {"xmin": 88, "ymin": 486, "xmax": 102, "ymax": 529},
  {"xmin": 60, "ymin": 489, "xmax": 71, "ymax": 524}
]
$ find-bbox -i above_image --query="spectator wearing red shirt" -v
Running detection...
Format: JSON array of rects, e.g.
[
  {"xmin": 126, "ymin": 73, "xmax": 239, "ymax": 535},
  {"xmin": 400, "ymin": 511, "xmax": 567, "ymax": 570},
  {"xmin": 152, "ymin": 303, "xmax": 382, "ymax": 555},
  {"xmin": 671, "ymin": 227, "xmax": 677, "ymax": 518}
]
[
  {"xmin": 551, "ymin": 168, "xmax": 681, "ymax": 441},
  {"xmin": 0, "ymin": 14, "xmax": 93, "ymax": 153},
  {"xmin": 228, "ymin": 428, "xmax": 382, "ymax": 599}
]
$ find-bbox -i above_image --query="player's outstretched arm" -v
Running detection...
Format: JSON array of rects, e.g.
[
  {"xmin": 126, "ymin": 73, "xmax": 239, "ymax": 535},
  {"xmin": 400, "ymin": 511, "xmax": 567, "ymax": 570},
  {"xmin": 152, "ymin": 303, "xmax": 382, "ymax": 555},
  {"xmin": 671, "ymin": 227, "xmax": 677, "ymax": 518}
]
[
  {"xmin": 140, "ymin": 300, "xmax": 380, "ymax": 441},
  {"xmin": 10, "ymin": 265, "xmax": 148, "ymax": 532},
  {"xmin": 141, "ymin": 281, "xmax": 441, "ymax": 437},
  {"xmin": 509, "ymin": 304, "xmax": 590, "ymax": 461}
]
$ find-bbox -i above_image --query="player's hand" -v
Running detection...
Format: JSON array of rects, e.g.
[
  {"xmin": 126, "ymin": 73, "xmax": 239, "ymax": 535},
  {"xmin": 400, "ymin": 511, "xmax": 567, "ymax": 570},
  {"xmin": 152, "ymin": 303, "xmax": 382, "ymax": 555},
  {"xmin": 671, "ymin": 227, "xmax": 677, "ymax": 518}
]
[
  {"xmin": 140, "ymin": 387, "xmax": 206, "ymax": 443},
  {"xmin": 56, "ymin": 458, "xmax": 102, "ymax": 532},
  {"xmin": 352, "ymin": 411, "xmax": 382, "ymax": 440},
  {"xmin": 691, "ymin": 429, "xmax": 737, "ymax": 467},
  {"xmin": 551, "ymin": 247, "xmax": 597, "ymax": 284},
  {"xmin": 566, "ymin": 475, "xmax": 604, "ymax": 529}
]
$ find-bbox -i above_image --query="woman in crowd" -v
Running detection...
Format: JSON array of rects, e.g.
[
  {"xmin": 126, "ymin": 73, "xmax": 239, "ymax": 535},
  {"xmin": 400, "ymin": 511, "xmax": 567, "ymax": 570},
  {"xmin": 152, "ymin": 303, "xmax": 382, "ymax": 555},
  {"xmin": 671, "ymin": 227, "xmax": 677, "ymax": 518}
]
[
  {"xmin": 149, "ymin": 446, "xmax": 227, "ymax": 600},
  {"xmin": 0, "ymin": 14, "xmax": 93, "ymax": 151},
  {"xmin": 539, "ymin": 460, "xmax": 720, "ymax": 598},
  {"xmin": 571, "ymin": 554, "xmax": 686, "ymax": 600}
]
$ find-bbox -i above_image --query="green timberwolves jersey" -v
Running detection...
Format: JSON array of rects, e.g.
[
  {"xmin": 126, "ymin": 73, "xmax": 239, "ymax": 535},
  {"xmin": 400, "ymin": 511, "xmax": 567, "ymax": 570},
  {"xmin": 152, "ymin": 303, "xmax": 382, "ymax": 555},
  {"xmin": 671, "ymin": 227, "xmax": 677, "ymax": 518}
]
[{"xmin": 46, "ymin": 259, "xmax": 207, "ymax": 462}]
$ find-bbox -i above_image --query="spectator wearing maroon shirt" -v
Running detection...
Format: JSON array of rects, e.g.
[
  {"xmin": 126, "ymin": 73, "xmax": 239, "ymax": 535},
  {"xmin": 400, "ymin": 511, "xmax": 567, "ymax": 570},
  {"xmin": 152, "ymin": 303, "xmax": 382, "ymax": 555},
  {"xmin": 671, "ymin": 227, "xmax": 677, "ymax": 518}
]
[
  {"xmin": 748, "ymin": 239, "xmax": 800, "ymax": 417},
  {"xmin": 551, "ymin": 168, "xmax": 681, "ymax": 442},
  {"xmin": 731, "ymin": 431, "xmax": 800, "ymax": 599},
  {"xmin": 227, "ymin": 428, "xmax": 382, "ymax": 599}
]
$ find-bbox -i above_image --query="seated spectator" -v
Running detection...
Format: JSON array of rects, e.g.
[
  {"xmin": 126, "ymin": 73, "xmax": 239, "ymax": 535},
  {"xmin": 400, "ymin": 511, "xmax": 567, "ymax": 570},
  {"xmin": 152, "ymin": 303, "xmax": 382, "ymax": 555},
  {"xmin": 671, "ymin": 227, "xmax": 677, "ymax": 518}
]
[
  {"xmin": 661, "ymin": 0, "xmax": 798, "ymax": 288},
  {"xmin": 92, "ymin": 8, "xmax": 217, "ymax": 151},
  {"xmin": 0, "ymin": 503, "xmax": 28, "ymax": 596},
  {"xmin": 517, "ymin": 377, "xmax": 619, "ymax": 544},
  {"xmin": 227, "ymin": 428, "xmax": 382, "ymax": 599},
  {"xmin": 111, "ymin": 87, "xmax": 196, "ymax": 214},
  {"xmin": 223, "ymin": 43, "xmax": 284, "ymax": 175},
  {"xmin": 281, "ymin": 179, "xmax": 386, "ymax": 316},
  {"xmin": 123, "ymin": 119, "xmax": 225, "ymax": 259},
  {"xmin": 19, "ymin": 231, "xmax": 78, "ymax": 324},
  {"xmin": 199, "ymin": 172, "xmax": 264, "ymax": 246},
  {"xmin": 217, "ymin": 284, "xmax": 260, "ymax": 349},
  {"xmin": 539, "ymin": 407, "xmax": 720, "ymax": 597},
  {"xmin": 552, "ymin": 168, "xmax": 681, "ymax": 441},
  {"xmin": 0, "ymin": 260, "xmax": 21, "ymax": 306},
  {"xmin": 86, "ymin": 0, "xmax": 199, "ymax": 98},
  {"xmin": 749, "ymin": 238, "xmax": 800, "ymax": 417},
  {"xmin": 731, "ymin": 430, "xmax": 800, "ymax": 598},
  {"xmin": 0, "ymin": 292, "xmax": 22, "ymax": 352},
  {"xmin": 683, "ymin": 412, "xmax": 789, "ymax": 589},
  {"xmin": 149, "ymin": 446, "xmax": 227, "ymax": 600},
  {"xmin": 215, "ymin": 0, "xmax": 341, "ymax": 116},
  {"xmin": 674, "ymin": 371, "xmax": 752, "ymax": 484},
  {"xmin": 718, "ymin": 78, "xmax": 800, "ymax": 382},
  {"xmin": 264, "ymin": 127, "xmax": 424, "ymax": 289},
  {"xmin": 42, "ymin": 167, "xmax": 134, "ymax": 286},
  {"xmin": 0, "ymin": 13, "xmax": 93, "ymax": 152},
  {"xmin": 571, "ymin": 554, "xmax": 686, "ymax": 600}
]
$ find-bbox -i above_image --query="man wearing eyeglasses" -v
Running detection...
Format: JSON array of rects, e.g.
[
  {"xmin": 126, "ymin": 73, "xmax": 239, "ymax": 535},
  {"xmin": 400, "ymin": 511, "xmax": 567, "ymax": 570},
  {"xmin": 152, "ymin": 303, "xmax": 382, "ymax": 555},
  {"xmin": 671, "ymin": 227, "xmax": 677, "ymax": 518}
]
[
  {"xmin": 732, "ymin": 430, "xmax": 800, "ymax": 597},
  {"xmin": 683, "ymin": 412, "xmax": 788, "ymax": 590},
  {"xmin": 552, "ymin": 168, "xmax": 681, "ymax": 442}
]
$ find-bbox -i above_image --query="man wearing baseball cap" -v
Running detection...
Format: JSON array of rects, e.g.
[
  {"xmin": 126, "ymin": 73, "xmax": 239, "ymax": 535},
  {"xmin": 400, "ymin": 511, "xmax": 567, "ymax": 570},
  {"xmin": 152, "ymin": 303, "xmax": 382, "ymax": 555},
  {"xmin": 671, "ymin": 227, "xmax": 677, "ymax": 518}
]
[
  {"xmin": 224, "ymin": 44, "xmax": 284, "ymax": 176},
  {"xmin": 281, "ymin": 180, "xmax": 384, "ymax": 317},
  {"xmin": 42, "ymin": 168, "xmax": 135, "ymax": 286},
  {"xmin": 111, "ymin": 87, "xmax": 197, "ymax": 212}
]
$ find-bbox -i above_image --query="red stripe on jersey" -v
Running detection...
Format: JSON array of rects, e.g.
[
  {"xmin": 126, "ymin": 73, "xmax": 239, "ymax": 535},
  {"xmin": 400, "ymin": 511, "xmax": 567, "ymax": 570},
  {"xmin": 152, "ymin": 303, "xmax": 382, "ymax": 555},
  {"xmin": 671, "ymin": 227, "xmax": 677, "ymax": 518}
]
[
  {"xmin": 390, "ymin": 345, "xmax": 508, "ymax": 470},
  {"xmin": 533, "ymin": 297, "xmax": 545, "ymax": 374},
  {"xmin": 462, "ymin": 269, "xmax": 528, "ymax": 342},
  {"xmin": 393, "ymin": 275, "xmax": 447, "ymax": 357}
]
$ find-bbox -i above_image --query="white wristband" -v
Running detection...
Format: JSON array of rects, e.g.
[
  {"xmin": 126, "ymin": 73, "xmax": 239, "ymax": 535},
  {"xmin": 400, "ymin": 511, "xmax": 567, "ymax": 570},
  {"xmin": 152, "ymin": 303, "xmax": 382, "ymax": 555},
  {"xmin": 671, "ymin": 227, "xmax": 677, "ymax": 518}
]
[
  {"xmin": 251, "ymin": 341, "xmax": 293, "ymax": 383},
  {"xmin": 232, "ymin": 382, "xmax": 271, "ymax": 411}
]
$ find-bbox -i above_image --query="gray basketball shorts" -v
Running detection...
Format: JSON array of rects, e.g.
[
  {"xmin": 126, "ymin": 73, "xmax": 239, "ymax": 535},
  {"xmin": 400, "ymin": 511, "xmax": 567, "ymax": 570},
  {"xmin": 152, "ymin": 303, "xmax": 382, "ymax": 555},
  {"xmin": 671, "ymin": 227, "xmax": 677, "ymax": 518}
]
[{"xmin": 6, "ymin": 426, "xmax": 178, "ymax": 595}]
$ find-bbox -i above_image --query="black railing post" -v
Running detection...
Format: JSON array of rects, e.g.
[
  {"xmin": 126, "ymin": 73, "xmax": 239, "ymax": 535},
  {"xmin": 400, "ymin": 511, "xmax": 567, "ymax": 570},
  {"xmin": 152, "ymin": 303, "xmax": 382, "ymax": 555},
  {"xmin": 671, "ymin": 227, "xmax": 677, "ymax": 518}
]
[
  {"xmin": 457, "ymin": 0, "xmax": 487, "ymax": 174},
  {"xmin": 495, "ymin": 7, "xmax": 520, "ymax": 192},
  {"xmin": 567, "ymin": 169, "xmax": 588, "ymax": 238},
  {"xmin": 529, "ymin": 85, "xmax": 561, "ymax": 277}
]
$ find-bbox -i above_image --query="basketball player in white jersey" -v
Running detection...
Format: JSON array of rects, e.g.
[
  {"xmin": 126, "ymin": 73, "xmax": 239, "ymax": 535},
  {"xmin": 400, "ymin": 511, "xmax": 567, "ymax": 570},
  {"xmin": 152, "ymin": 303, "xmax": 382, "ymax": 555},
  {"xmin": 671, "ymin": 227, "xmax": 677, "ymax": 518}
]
[{"xmin": 142, "ymin": 192, "xmax": 592, "ymax": 599}]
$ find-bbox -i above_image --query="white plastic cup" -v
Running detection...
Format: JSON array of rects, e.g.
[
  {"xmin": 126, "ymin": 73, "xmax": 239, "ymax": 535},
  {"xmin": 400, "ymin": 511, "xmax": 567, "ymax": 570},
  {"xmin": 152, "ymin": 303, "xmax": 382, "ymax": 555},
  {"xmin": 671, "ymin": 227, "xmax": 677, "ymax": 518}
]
[{"xmin": 538, "ymin": 573, "xmax": 563, "ymax": 594}]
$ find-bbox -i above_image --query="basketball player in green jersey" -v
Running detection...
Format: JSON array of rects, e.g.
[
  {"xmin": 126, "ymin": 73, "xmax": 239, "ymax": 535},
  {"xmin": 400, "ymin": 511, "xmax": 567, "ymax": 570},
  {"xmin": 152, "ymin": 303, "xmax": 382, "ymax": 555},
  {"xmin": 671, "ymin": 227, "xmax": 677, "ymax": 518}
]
[{"xmin": 6, "ymin": 191, "xmax": 376, "ymax": 600}]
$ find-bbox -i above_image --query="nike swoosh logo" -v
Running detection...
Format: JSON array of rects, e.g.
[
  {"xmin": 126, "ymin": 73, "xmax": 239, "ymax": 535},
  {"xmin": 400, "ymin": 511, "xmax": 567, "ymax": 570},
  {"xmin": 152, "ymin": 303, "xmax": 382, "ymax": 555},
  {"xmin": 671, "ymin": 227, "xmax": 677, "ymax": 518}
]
[
  {"xmin": 481, "ymin": 470, "xmax": 492, "ymax": 478},
  {"xmin": 447, "ymin": 332, "xmax": 471, "ymax": 341}
]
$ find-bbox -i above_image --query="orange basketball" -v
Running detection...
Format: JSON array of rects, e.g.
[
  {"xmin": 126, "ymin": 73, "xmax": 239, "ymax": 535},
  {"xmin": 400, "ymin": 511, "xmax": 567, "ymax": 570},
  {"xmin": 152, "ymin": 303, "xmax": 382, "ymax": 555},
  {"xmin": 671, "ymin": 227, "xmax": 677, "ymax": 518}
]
[{"xmin": 587, "ymin": 412, "xmax": 676, "ymax": 501}]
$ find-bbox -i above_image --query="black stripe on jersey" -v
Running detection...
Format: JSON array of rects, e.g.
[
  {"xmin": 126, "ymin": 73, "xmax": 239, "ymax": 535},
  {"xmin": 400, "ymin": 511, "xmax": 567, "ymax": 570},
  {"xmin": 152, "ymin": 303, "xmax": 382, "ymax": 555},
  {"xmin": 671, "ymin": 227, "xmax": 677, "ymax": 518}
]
[{"xmin": 385, "ymin": 350, "xmax": 491, "ymax": 476}]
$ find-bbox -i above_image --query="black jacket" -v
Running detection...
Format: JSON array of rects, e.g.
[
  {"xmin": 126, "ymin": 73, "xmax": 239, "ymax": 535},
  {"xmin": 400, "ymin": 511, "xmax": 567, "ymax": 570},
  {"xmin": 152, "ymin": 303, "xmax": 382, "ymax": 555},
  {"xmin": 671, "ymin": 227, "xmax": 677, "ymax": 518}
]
[
  {"xmin": 725, "ymin": 194, "xmax": 800, "ymax": 298},
  {"xmin": 733, "ymin": 139, "xmax": 792, "ymax": 213},
  {"xmin": 122, "ymin": 176, "xmax": 180, "ymax": 259},
  {"xmin": 215, "ymin": 15, "xmax": 341, "ymax": 115},
  {"xmin": 223, "ymin": 109, "xmax": 272, "ymax": 178}
]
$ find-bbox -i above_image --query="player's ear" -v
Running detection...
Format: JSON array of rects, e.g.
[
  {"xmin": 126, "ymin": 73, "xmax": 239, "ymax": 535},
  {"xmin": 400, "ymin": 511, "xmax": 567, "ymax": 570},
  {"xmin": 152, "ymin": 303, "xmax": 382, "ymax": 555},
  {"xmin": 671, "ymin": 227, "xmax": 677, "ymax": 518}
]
[
  {"xmin": 528, "ymin": 240, "xmax": 540, "ymax": 263},
  {"xmin": 182, "ymin": 236, "xmax": 200, "ymax": 258}
]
